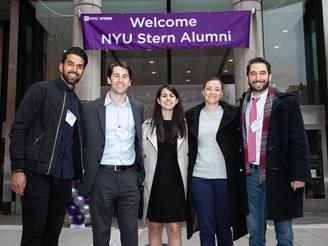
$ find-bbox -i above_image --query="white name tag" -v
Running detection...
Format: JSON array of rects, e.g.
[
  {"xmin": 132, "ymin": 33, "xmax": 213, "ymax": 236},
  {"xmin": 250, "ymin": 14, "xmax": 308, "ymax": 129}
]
[
  {"xmin": 250, "ymin": 119, "xmax": 262, "ymax": 133},
  {"xmin": 65, "ymin": 109, "xmax": 77, "ymax": 127},
  {"xmin": 116, "ymin": 127, "xmax": 129, "ymax": 138}
]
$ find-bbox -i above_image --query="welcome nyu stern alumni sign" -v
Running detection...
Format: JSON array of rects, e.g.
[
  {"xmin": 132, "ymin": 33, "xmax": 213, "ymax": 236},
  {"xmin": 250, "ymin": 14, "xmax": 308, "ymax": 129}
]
[{"xmin": 81, "ymin": 11, "xmax": 251, "ymax": 50}]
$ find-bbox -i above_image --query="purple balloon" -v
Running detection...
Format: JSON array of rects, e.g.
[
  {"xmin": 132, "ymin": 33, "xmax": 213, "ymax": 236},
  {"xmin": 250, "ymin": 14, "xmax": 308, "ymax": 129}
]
[
  {"xmin": 74, "ymin": 196, "xmax": 85, "ymax": 207},
  {"xmin": 68, "ymin": 204, "xmax": 78, "ymax": 215},
  {"xmin": 73, "ymin": 214, "xmax": 85, "ymax": 225}
]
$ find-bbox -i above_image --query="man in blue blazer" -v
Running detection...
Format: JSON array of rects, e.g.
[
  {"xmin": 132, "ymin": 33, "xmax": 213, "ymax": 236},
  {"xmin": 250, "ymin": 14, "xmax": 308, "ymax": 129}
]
[{"xmin": 80, "ymin": 61, "xmax": 144, "ymax": 246}]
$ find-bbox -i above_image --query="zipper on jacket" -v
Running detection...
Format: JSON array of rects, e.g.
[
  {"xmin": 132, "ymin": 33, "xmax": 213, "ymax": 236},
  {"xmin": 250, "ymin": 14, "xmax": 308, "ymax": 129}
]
[
  {"xmin": 76, "ymin": 99, "xmax": 85, "ymax": 180},
  {"xmin": 32, "ymin": 132, "xmax": 45, "ymax": 147},
  {"xmin": 47, "ymin": 92, "xmax": 67, "ymax": 174}
]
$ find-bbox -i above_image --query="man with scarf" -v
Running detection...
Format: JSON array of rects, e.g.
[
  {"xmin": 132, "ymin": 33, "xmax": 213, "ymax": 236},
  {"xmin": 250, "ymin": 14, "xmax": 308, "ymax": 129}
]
[{"xmin": 240, "ymin": 57, "xmax": 311, "ymax": 246}]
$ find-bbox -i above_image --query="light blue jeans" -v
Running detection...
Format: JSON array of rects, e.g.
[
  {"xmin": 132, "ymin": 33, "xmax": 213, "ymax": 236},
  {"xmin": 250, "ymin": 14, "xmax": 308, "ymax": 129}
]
[{"xmin": 246, "ymin": 169, "xmax": 294, "ymax": 246}]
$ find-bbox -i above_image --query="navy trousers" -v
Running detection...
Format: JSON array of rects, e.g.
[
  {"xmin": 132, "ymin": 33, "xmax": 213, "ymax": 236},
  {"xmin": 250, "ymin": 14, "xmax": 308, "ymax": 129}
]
[{"xmin": 191, "ymin": 177, "xmax": 233, "ymax": 246}]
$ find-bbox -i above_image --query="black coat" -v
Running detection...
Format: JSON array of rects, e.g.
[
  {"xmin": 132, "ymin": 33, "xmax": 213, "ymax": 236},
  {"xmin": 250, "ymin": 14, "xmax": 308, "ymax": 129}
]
[
  {"xmin": 242, "ymin": 92, "xmax": 311, "ymax": 221},
  {"xmin": 185, "ymin": 101, "xmax": 248, "ymax": 240}
]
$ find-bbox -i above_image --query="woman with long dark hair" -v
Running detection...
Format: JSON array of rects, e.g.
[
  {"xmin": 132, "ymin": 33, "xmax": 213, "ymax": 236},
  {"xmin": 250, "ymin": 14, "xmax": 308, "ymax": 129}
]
[
  {"xmin": 142, "ymin": 84, "xmax": 188, "ymax": 246},
  {"xmin": 185, "ymin": 77, "xmax": 248, "ymax": 246}
]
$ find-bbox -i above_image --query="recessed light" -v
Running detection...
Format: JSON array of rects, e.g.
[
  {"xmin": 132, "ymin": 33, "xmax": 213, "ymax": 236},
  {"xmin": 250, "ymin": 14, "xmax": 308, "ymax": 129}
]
[
  {"xmin": 185, "ymin": 79, "xmax": 190, "ymax": 82},
  {"xmin": 149, "ymin": 60, "xmax": 154, "ymax": 64},
  {"xmin": 186, "ymin": 70, "xmax": 191, "ymax": 74},
  {"xmin": 224, "ymin": 69, "xmax": 228, "ymax": 73},
  {"xmin": 151, "ymin": 71, "xmax": 156, "ymax": 74},
  {"xmin": 147, "ymin": 49, "xmax": 152, "ymax": 51},
  {"xmin": 274, "ymin": 45, "xmax": 280, "ymax": 49},
  {"xmin": 228, "ymin": 59, "xmax": 233, "ymax": 62},
  {"xmin": 282, "ymin": 29, "xmax": 288, "ymax": 33}
]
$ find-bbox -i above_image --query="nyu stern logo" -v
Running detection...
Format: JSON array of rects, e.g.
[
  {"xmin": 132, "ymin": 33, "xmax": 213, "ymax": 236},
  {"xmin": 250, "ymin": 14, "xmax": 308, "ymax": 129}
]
[{"xmin": 83, "ymin": 15, "xmax": 113, "ymax": 22}]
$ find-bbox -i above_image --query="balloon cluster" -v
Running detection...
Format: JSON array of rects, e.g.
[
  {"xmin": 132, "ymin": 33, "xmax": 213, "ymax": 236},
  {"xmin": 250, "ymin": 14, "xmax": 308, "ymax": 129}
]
[{"xmin": 64, "ymin": 181, "xmax": 91, "ymax": 225}]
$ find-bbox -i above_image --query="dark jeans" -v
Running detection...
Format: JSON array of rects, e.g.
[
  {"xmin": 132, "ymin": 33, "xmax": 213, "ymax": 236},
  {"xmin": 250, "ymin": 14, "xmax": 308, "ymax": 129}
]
[
  {"xmin": 21, "ymin": 170, "xmax": 73, "ymax": 246},
  {"xmin": 191, "ymin": 177, "xmax": 233, "ymax": 246}
]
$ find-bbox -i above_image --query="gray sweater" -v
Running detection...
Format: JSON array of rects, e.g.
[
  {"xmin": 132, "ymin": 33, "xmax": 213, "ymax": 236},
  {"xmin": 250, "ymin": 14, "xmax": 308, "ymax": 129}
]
[{"xmin": 193, "ymin": 106, "xmax": 227, "ymax": 179}]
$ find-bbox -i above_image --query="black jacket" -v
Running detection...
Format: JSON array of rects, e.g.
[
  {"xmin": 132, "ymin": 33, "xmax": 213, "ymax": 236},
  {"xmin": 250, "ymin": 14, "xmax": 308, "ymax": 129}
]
[
  {"xmin": 240, "ymin": 91, "xmax": 311, "ymax": 220},
  {"xmin": 185, "ymin": 101, "xmax": 248, "ymax": 240},
  {"xmin": 9, "ymin": 79, "xmax": 85, "ymax": 180}
]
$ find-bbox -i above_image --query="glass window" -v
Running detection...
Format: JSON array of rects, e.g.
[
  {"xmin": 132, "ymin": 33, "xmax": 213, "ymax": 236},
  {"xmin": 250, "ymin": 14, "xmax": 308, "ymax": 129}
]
[
  {"xmin": 306, "ymin": 130, "xmax": 325, "ymax": 199},
  {"xmin": 102, "ymin": 50, "xmax": 167, "ymax": 86},
  {"xmin": 262, "ymin": 0, "xmax": 321, "ymax": 105},
  {"xmin": 172, "ymin": 48, "xmax": 234, "ymax": 85},
  {"xmin": 103, "ymin": 0, "xmax": 166, "ymax": 13},
  {"xmin": 171, "ymin": 0, "xmax": 231, "ymax": 12}
]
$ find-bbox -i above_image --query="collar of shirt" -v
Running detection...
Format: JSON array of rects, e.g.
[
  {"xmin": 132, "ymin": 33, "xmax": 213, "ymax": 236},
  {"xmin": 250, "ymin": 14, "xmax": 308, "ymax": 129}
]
[
  {"xmin": 104, "ymin": 91, "xmax": 130, "ymax": 107},
  {"xmin": 250, "ymin": 88, "xmax": 269, "ymax": 104},
  {"xmin": 58, "ymin": 79, "xmax": 75, "ymax": 93}
]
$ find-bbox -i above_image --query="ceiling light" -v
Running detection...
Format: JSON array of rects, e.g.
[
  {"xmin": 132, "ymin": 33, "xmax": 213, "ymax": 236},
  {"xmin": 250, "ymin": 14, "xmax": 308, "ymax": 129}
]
[
  {"xmin": 274, "ymin": 45, "xmax": 280, "ymax": 49},
  {"xmin": 185, "ymin": 79, "xmax": 190, "ymax": 82},
  {"xmin": 224, "ymin": 69, "xmax": 228, "ymax": 73},
  {"xmin": 228, "ymin": 59, "xmax": 233, "ymax": 62},
  {"xmin": 282, "ymin": 29, "xmax": 288, "ymax": 33},
  {"xmin": 186, "ymin": 70, "xmax": 191, "ymax": 74},
  {"xmin": 147, "ymin": 49, "xmax": 152, "ymax": 51},
  {"xmin": 149, "ymin": 60, "xmax": 154, "ymax": 64},
  {"xmin": 151, "ymin": 71, "xmax": 156, "ymax": 74}
]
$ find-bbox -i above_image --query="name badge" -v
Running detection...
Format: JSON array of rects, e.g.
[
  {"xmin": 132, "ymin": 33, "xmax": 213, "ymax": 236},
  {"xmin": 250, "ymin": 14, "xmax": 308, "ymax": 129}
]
[
  {"xmin": 65, "ymin": 109, "xmax": 77, "ymax": 127},
  {"xmin": 250, "ymin": 119, "xmax": 262, "ymax": 133},
  {"xmin": 116, "ymin": 127, "xmax": 129, "ymax": 138}
]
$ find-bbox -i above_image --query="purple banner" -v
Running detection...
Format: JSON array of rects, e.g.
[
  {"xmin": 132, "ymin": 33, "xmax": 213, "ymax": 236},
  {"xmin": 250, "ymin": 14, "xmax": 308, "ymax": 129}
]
[{"xmin": 81, "ymin": 11, "xmax": 251, "ymax": 51}]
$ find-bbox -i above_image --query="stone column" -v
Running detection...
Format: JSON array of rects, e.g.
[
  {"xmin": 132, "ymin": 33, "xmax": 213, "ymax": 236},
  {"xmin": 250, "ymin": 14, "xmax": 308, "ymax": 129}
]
[
  {"xmin": 232, "ymin": 0, "xmax": 264, "ymax": 101},
  {"xmin": 73, "ymin": 0, "xmax": 102, "ymax": 101}
]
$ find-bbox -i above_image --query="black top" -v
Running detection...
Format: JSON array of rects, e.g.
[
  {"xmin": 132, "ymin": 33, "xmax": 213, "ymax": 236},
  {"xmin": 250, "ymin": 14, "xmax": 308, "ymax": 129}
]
[
  {"xmin": 50, "ymin": 80, "xmax": 77, "ymax": 179},
  {"xmin": 148, "ymin": 120, "xmax": 186, "ymax": 222}
]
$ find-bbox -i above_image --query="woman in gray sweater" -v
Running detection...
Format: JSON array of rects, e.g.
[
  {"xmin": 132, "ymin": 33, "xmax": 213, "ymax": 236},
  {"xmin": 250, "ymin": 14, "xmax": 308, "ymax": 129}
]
[{"xmin": 185, "ymin": 77, "xmax": 248, "ymax": 246}]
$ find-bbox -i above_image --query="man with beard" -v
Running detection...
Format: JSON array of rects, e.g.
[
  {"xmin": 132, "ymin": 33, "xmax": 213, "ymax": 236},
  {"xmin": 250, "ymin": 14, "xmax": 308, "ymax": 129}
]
[
  {"xmin": 240, "ymin": 57, "xmax": 311, "ymax": 246},
  {"xmin": 10, "ymin": 47, "xmax": 88, "ymax": 246}
]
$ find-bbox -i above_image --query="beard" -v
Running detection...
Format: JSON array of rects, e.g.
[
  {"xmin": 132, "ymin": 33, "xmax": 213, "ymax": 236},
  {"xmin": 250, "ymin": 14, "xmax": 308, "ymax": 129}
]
[
  {"xmin": 249, "ymin": 79, "xmax": 270, "ymax": 93},
  {"xmin": 61, "ymin": 71, "xmax": 81, "ymax": 86}
]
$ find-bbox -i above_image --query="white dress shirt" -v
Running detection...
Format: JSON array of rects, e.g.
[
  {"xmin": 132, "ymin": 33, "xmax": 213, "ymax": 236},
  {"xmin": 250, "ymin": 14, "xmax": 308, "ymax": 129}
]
[
  {"xmin": 245, "ymin": 89, "xmax": 269, "ymax": 165},
  {"xmin": 100, "ymin": 92, "xmax": 136, "ymax": 166}
]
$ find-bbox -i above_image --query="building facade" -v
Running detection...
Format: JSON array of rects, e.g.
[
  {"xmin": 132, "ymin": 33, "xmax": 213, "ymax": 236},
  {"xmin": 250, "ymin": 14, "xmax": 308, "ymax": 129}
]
[{"xmin": 1, "ymin": 0, "xmax": 328, "ymax": 214}]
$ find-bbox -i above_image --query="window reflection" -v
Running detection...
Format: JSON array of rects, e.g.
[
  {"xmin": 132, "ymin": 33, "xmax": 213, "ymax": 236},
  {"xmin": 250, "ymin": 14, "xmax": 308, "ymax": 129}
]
[{"xmin": 263, "ymin": 0, "xmax": 321, "ymax": 105}]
